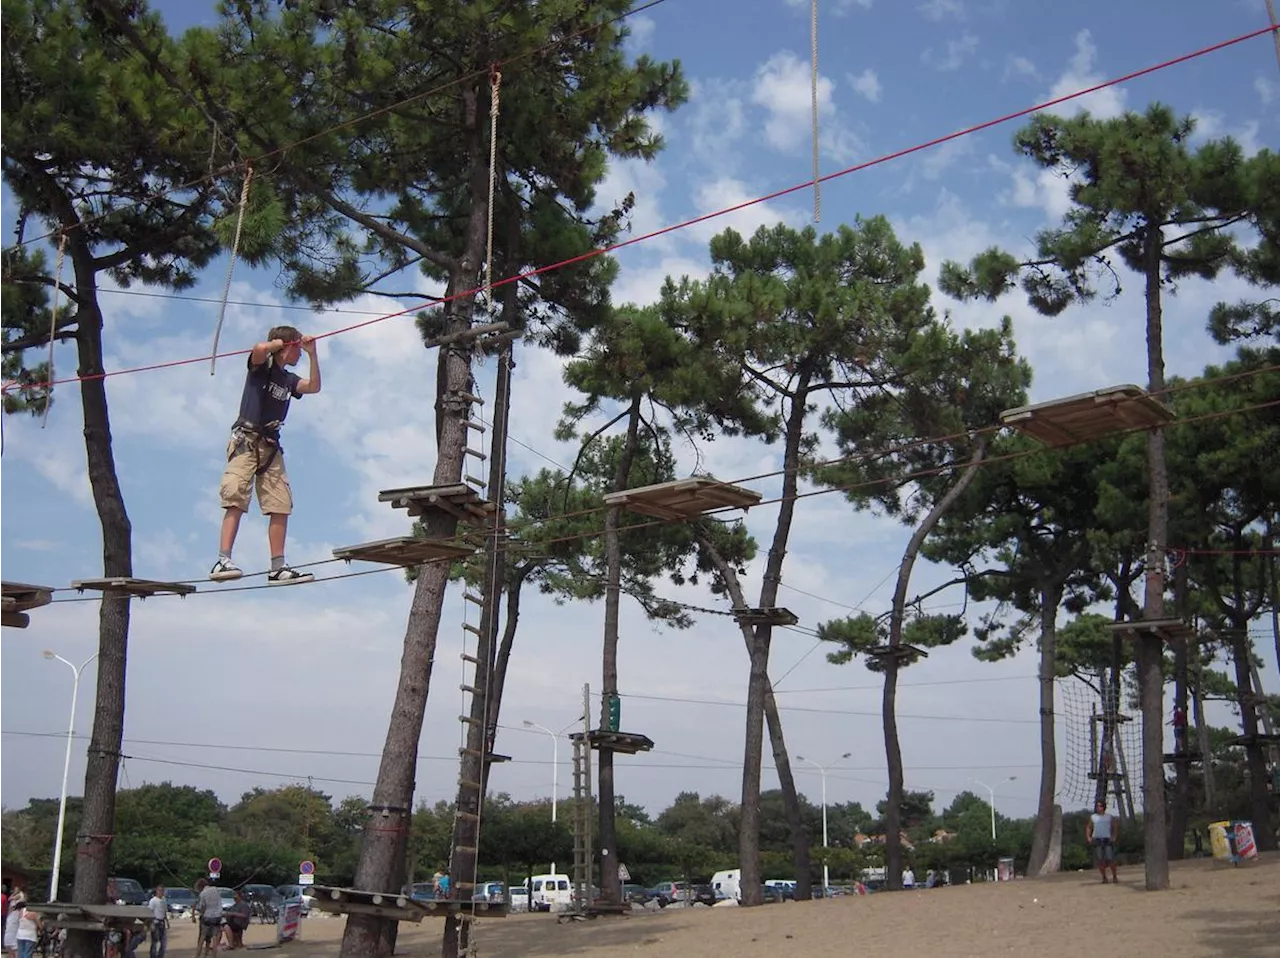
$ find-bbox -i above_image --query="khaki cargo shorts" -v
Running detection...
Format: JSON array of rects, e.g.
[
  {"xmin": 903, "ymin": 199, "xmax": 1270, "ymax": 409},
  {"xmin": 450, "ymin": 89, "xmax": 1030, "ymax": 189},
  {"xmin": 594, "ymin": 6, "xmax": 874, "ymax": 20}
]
[{"xmin": 219, "ymin": 431, "xmax": 292, "ymax": 515}]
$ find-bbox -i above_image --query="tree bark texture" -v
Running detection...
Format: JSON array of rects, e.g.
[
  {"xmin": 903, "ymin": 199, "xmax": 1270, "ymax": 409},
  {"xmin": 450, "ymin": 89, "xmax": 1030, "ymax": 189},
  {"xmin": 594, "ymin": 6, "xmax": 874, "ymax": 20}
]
[
  {"xmin": 1166, "ymin": 562, "xmax": 1191, "ymax": 861},
  {"xmin": 738, "ymin": 372, "xmax": 810, "ymax": 906},
  {"xmin": 65, "ymin": 249, "xmax": 133, "ymax": 958},
  {"xmin": 1028, "ymin": 582, "xmax": 1062, "ymax": 877},
  {"xmin": 883, "ymin": 437, "xmax": 988, "ymax": 888},
  {"xmin": 1139, "ymin": 223, "xmax": 1171, "ymax": 891},
  {"xmin": 699, "ymin": 534, "xmax": 812, "ymax": 899},
  {"xmin": 597, "ymin": 396, "xmax": 642, "ymax": 906},
  {"xmin": 1192, "ymin": 658, "xmax": 1217, "ymax": 810},
  {"xmin": 343, "ymin": 153, "xmax": 489, "ymax": 955}
]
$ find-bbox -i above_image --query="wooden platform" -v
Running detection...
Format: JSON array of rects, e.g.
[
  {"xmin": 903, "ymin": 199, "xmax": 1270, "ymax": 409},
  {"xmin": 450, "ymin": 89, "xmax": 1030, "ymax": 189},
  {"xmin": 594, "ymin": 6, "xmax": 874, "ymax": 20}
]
[
  {"xmin": 333, "ymin": 536, "xmax": 476, "ymax": 567},
  {"xmin": 69, "ymin": 577, "xmax": 196, "ymax": 598},
  {"xmin": 733, "ymin": 606, "xmax": 799, "ymax": 626},
  {"xmin": 1000, "ymin": 384, "xmax": 1175, "ymax": 445},
  {"xmin": 866, "ymin": 643, "xmax": 929, "ymax": 662},
  {"xmin": 2, "ymin": 581, "xmax": 54, "ymax": 610},
  {"xmin": 1106, "ymin": 619, "xmax": 1197, "ymax": 645},
  {"xmin": 379, "ymin": 483, "xmax": 495, "ymax": 523},
  {"xmin": 27, "ymin": 902, "xmax": 153, "ymax": 931},
  {"xmin": 570, "ymin": 729, "xmax": 655, "ymax": 755},
  {"xmin": 602, "ymin": 477, "xmax": 762, "ymax": 521},
  {"xmin": 308, "ymin": 886, "xmax": 507, "ymax": 921},
  {"xmin": 1226, "ymin": 733, "xmax": 1280, "ymax": 747},
  {"xmin": 1163, "ymin": 751, "xmax": 1202, "ymax": 764}
]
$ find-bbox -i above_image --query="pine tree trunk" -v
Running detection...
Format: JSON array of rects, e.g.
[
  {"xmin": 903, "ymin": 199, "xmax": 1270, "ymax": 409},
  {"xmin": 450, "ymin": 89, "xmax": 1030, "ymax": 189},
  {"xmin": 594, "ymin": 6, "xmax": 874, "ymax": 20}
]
[
  {"xmin": 1027, "ymin": 583, "xmax": 1061, "ymax": 877},
  {"xmin": 64, "ymin": 263, "xmax": 133, "ymax": 958},
  {"xmin": 486, "ymin": 565, "xmax": 532, "ymax": 735},
  {"xmin": 1167, "ymin": 563, "xmax": 1191, "ymax": 860},
  {"xmin": 882, "ymin": 661, "xmax": 904, "ymax": 890},
  {"xmin": 697, "ymin": 532, "xmax": 812, "ymax": 900},
  {"xmin": 343, "ymin": 155, "xmax": 486, "ymax": 956},
  {"xmin": 1139, "ymin": 223, "xmax": 1171, "ymax": 891},
  {"xmin": 739, "ymin": 373, "xmax": 811, "ymax": 906},
  {"xmin": 1228, "ymin": 548, "xmax": 1277, "ymax": 853},
  {"xmin": 1192, "ymin": 659, "xmax": 1216, "ymax": 810},
  {"xmin": 883, "ymin": 437, "xmax": 988, "ymax": 888},
  {"xmin": 598, "ymin": 396, "xmax": 642, "ymax": 906}
]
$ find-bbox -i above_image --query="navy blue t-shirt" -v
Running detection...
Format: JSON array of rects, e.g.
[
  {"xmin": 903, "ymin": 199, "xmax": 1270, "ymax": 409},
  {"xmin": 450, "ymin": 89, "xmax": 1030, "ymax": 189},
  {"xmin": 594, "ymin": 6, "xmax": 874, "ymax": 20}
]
[{"xmin": 236, "ymin": 355, "xmax": 302, "ymax": 430}]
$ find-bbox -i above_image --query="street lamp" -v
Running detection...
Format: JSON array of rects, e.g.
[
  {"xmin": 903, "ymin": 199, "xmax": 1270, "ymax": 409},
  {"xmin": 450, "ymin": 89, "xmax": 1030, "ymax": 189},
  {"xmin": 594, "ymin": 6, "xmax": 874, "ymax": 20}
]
[
  {"xmin": 797, "ymin": 752, "xmax": 851, "ymax": 893},
  {"xmin": 44, "ymin": 649, "xmax": 99, "ymax": 902},
  {"xmin": 522, "ymin": 720, "xmax": 560, "ymax": 824},
  {"xmin": 969, "ymin": 776, "xmax": 1017, "ymax": 841}
]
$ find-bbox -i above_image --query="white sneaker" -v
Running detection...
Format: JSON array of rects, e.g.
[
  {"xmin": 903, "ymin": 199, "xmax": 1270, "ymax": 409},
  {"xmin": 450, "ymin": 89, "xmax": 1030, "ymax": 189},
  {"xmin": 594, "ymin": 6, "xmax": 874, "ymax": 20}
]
[
  {"xmin": 210, "ymin": 558, "xmax": 243, "ymax": 581},
  {"xmin": 267, "ymin": 566, "xmax": 314, "ymax": 586}
]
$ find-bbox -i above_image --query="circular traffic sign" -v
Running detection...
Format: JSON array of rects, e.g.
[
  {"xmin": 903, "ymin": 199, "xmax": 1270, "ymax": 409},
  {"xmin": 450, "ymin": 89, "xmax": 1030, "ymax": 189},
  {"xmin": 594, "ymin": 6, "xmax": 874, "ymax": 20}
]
[
  {"xmin": 208, "ymin": 858, "xmax": 222, "ymax": 874},
  {"xmin": 299, "ymin": 861, "xmax": 315, "ymax": 875}
]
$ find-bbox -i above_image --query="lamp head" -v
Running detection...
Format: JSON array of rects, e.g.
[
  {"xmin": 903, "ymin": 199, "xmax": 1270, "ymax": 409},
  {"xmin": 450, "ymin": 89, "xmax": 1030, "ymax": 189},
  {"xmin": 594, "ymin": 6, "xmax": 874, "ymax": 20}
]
[
  {"xmin": 522, "ymin": 720, "xmax": 535, "ymax": 728},
  {"xmin": 840, "ymin": 752, "xmax": 851, "ymax": 759},
  {"xmin": 43, "ymin": 650, "xmax": 56, "ymax": 660},
  {"xmin": 796, "ymin": 755, "xmax": 806, "ymax": 763}
]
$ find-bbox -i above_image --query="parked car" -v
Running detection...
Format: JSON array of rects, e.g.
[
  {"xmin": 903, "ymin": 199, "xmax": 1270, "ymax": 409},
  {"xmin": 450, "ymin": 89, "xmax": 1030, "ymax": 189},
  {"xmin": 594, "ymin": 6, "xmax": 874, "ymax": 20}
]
[
  {"xmin": 408, "ymin": 882, "xmax": 437, "ymax": 902},
  {"xmin": 216, "ymin": 887, "xmax": 237, "ymax": 912},
  {"xmin": 621, "ymin": 883, "xmax": 652, "ymax": 904},
  {"xmin": 648, "ymin": 881, "xmax": 689, "ymax": 906},
  {"xmin": 507, "ymin": 886, "xmax": 529, "ymax": 913},
  {"xmin": 109, "ymin": 877, "xmax": 149, "ymax": 906},
  {"xmin": 275, "ymin": 884, "xmax": 314, "ymax": 915},
  {"xmin": 690, "ymin": 884, "xmax": 717, "ymax": 907},
  {"xmin": 165, "ymin": 887, "xmax": 197, "ymax": 917},
  {"xmin": 471, "ymin": 881, "xmax": 504, "ymax": 903}
]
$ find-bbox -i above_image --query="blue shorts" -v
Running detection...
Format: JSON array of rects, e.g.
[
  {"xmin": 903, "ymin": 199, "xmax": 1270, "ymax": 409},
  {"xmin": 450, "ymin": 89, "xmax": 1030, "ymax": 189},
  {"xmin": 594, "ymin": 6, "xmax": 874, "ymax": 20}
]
[{"xmin": 1092, "ymin": 839, "xmax": 1115, "ymax": 862}]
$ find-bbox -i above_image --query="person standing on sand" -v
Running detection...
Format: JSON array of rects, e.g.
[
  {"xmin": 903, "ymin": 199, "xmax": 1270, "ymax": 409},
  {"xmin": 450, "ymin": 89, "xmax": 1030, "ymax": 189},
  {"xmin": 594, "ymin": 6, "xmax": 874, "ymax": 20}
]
[{"xmin": 1085, "ymin": 799, "xmax": 1119, "ymax": 883}]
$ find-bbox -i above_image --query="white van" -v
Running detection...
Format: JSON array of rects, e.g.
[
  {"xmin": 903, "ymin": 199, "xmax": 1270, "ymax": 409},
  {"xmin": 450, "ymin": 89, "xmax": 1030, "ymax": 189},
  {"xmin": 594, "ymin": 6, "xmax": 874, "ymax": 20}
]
[
  {"xmin": 526, "ymin": 873, "xmax": 573, "ymax": 912},
  {"xmin": 710, "ymin": 869, "xmax": 742, "ymax": 901}
]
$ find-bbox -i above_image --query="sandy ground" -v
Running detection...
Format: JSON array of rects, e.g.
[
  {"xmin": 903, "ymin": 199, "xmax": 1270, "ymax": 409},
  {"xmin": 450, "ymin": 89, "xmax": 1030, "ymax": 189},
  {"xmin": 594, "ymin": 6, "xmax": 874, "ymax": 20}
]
[{"xmin": 159, "ymin": 854, "xmax": 1280, "ymax": 958}]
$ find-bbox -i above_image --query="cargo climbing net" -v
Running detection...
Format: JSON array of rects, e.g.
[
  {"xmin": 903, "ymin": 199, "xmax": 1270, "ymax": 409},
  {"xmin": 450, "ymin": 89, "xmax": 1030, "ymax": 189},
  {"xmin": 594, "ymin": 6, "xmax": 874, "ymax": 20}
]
[{"xmin": 1060, "ymin": 675, "xmax": 1142, "ymax": 813}]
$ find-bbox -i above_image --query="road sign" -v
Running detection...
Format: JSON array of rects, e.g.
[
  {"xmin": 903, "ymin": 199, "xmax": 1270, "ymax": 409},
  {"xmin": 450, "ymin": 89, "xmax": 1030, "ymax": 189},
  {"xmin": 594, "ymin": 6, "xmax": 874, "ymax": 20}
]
[
  {"xmin": 618, "ymin": 863, "xmax": 631, "ymax": 882},
  {"xmin": 299, "ymin": 860, "xmax": 315, "ymax": 875},
  {"xmin": 208, "ymin": 857, "xmax": 222, "ymax": 879},
  {"xmin": 298, "ymin": 873, "xmax": 315, "ymax": 886}
]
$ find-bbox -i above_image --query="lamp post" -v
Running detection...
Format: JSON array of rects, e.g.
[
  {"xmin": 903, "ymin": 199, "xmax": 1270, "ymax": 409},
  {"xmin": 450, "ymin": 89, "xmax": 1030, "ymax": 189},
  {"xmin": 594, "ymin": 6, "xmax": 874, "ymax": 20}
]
[
  {"xmin": 522, "ymin": 720, "xmax": 560, "ymax": 823},
  {"xmin": 44, "ymin": 649, "xmax": 99, "ymax": 902},
  {"xmin": 797, "ymin": 752, "xmax": 851, "ymax": 893},
  {"xmin": 970, "ymin": 775, "xmax": 1016, "ymax": 841}
]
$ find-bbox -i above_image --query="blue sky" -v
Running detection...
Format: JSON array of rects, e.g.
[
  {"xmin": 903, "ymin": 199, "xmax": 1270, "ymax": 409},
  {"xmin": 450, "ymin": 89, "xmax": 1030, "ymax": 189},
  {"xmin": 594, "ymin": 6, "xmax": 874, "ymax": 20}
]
[{"xmin": 2, "ymin": 0, "xmax": 1277, "ymax": 829}]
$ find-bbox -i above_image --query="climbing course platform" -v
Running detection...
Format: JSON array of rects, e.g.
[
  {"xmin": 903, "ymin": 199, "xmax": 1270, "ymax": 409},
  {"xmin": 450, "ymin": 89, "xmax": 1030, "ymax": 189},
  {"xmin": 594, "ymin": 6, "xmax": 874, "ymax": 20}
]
[
  {"xmin": 1106, "ymin": 619, "xmax": 1198, "ymax": 646},
  {"xmin": 333, "ymin": 536, "xmax": 476, "ymax": 566},
  {"xmin": 602, "ymin": 476, "xmax": 762, "ymax": 521},
  {"xmin": 307, "ymin": 885, "xmax": 508, "ymax": 921},
  {"xmin": 69, "ymin": 577, "xmax": 196, "ymax": 598},
  {"xmin": 732, "ymin": 606, "xmax": 799, "ymax": 627},
  {"xmin": 572, "ymin": 728, "xmax": 656, "ymax": 756},
  {"xmin": 865, "ymin": 643, "xmax": 929, "ymax": 663},
  {"xmin": 1, "ymin": 580, "xmax": 54, "ymax": 629},
  {"xmin": 1000, "ymin": 384, "xmax": 1175, "ymax": 446},
  {"xmin": 378, "ymin": 483, "xmax": 495, "ymax": 524}
]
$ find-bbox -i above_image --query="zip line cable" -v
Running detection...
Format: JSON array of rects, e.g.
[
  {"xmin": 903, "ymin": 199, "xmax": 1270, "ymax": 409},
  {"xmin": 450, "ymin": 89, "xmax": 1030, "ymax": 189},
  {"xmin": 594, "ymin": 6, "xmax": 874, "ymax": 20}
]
[{"xmin": 5, "ymin": 24, "xmax": 1276, "ymax": 399}]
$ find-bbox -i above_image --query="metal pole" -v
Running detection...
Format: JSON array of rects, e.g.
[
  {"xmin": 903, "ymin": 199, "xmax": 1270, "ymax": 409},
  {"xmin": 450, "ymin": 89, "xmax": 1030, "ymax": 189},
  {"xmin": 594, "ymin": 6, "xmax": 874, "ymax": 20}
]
[
  {"xmin": 820, "ymin": 768, "xmax": 829, "ymax": 892},
  {"xmin": 45, "ymin": 651, "xmax": 97, "ymax": 902}
]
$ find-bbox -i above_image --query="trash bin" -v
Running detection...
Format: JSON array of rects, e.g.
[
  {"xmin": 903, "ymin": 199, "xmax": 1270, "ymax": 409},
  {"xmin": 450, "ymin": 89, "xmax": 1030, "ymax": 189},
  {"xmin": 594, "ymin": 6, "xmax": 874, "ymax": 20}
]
[
  {"xmin": 1208, "ymin": 821, "xmax": 1232, "ymax": 861},
  {"xmin": 996, "ymin": 858, "xmax": 1015, "ymax": 882},
  {"xmin": 1231, "ymin": 822, "xmax": 1258, "ymax": 861},
  {"xmin": 1209, "ymin": 820, "xmax": 1258, "ymax": 864}
]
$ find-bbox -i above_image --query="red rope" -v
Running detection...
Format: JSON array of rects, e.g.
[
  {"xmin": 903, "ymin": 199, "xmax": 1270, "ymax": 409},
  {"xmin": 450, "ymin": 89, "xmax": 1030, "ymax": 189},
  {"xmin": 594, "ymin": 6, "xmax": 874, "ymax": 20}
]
[{"xmin": 4, "ymin": 23, "xmax": 1275, "ymax": 398}]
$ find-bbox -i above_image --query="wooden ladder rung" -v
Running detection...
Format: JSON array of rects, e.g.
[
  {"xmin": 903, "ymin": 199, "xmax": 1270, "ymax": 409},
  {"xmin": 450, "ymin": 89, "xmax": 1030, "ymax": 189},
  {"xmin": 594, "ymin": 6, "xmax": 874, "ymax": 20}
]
[
  {"xmin": 465, "ymin": 448, "xmax": 486, "ymax": 460},
  {"xmin": 460, "ymin": 683, "xmax": 481, "ymax": 696},
  {"xmin": 462, "ymin": 622, "xmax": 482, "ymax": 636},
  {"xmin": 465, "ymin": 420, "xmax": 486, "ymax": 432},
  {"xmin": 460, "ymin": 652, "xmax": 480, "ymax": 665},
  {"xmin": 463, "ymin": 475, "xmax": 486, "ymax": 489},
  {"xmin": 457, "ymin": 779, "xmax": 482, "ymax": 791},
  {"xmin": 463, "ymin": 592, "xmax": 484, "ymax": 606},
  {"xmin": 459, "ymin": 715, "xmax": 483, "ymax": 726}
]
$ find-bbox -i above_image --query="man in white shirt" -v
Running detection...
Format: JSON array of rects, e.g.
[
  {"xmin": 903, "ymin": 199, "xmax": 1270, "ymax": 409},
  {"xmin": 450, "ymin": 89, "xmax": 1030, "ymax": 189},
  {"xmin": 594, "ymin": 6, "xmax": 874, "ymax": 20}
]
[
  {"xmin": 146, "ymin": 886, "xmax": 168, "ymax": 958},
  {"xmin": 194, "ymin": 879, "xmax": 222, "ymax": 956},
  {"xmin": 902, "ymin": 867, "xmax": 915, "ymax": 889},
  {"xmin": 1085, "ymin": 799, "xmax": 1120, "ymax": 883}
]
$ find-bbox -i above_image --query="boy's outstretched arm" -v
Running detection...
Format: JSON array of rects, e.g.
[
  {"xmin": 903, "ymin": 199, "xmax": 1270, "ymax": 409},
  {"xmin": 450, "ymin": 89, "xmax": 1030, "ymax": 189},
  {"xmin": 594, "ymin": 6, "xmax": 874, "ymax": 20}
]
[
  {"xmin": 250, "ymin": 337, "xmax": 287, "ymax": 366},
  {"xmin": 296, "ymin": 335, "xmax": 322, "ymax": 395}
]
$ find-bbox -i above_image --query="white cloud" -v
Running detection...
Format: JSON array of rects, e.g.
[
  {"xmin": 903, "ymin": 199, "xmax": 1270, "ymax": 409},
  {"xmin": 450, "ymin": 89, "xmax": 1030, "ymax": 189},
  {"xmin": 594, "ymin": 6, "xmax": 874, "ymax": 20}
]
[
  {"xmin": 684, "ymin": 78, "xmax": 749, "ymax": 168},
  {"xmin": 848, "ymin": 68, "xmax": 882, "ymax": 104},
  {"xmin": 1189, "ymin": 110, "xmax": 1263, "ymax": 156},
  {"xmin": 1256, "ymin": 75, "xmax": 1276, "ymax": 106},
  {"xmin": 1046, "ymin": 30, "xmax": 1126, "ymax": 119},
  {"xmin": 687, "ymin": 176, "xmax": 808, "ymax": 245},
  {"xmin": 919, "ymin": 0, "xmax": 964, "ymax": 20},
  {"xmin": 1004, "ymin": 55, "xmax": 1039, "ymax": 81},
  {"xmin": 751, "ymin": 51, "xmax": 864, "ymax": 163},
  {"xmin": 922, "ymin": 33, "xmax": 979, "ymax": 72},
  {"xmin": 624, "ymin": 14, "xmax": 655, "ymax": 50}
]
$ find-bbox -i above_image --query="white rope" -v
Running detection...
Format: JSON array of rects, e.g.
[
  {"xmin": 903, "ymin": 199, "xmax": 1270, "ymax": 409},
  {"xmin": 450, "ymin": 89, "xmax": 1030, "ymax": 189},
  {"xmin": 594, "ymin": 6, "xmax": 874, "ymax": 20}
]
[
  {"xmin": 810, "ymin": 0, "xmax": 821, "ymax": 223},
  {"xmin": 484, "ymin": 70, "xmax": 502, "ymax": 310},
  {"xmin": 40, "ymin": 233, "xmax": 68, "ymax": 430},
  {"xmin": 210, "ymin": 164, "xmax": 254, "ymax": 375}
]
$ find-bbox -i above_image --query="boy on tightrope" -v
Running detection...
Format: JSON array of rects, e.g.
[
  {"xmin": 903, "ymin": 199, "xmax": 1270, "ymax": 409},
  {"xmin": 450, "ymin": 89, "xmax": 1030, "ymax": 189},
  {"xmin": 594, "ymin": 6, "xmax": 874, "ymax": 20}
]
[{"xmin": 211, "ymin": 325, "xmax": 321, "ymax": 585}]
